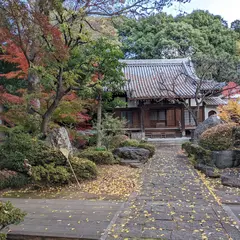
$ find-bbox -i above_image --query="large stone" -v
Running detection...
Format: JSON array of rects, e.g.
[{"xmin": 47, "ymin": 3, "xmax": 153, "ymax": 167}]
[
  {"xmin": 194, "ymin": 115, "xmax": 223, "ymax": 142},
  {"xmin": 113, "ymin": 147, "xmax": 150, "ymax": 163},
  {"xmin": 221, "ymin": 169, "xmax": 240, "ymax": 188},
  {"xmin": 212, "ymin": 150, "xmax": 240, "ymax": 169},
  {"xmin": 194, "ymin": 163, "xmax": 221, "ymax": 178},
  {"xmin": 46, "ymin": 127, "xmax": 73, "ymax": 156}
]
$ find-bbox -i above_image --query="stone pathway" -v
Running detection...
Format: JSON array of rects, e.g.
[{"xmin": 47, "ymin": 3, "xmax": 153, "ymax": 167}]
[
  {"xmin": 1, "ymin": 198, "xmax": 122, "ymax": 240},
  {"xmin": 107, "ymin": 143, "xmax": 240, "ymax": 240}
]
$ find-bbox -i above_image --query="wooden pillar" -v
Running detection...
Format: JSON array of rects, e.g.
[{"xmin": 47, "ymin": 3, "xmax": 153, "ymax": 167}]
[
  {"xmin": 140, "ymin": 106, "xmax": 145, "ymax": 132},
  {"xmin": 181, "ymin": 107, "xmax": 186, "ymax": 136},
  {"xmin": 140, "ymin": 102, "xmax": 145, "ymax": 139}
]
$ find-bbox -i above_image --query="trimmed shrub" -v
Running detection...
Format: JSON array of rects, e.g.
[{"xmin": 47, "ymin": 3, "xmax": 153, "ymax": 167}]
[
  {"xmin": 120, "ymin": 139, "xmax": 139, "ymax": 147},
  {"xmin": 88, "ymin": 134, "xmax": 97, "ymax": 146},
  {"xmin": 29, "ymin": 145, "xmax": 67, "ymax": 166},
  {"xmin": 0, "ymin": 201, "xmax": 26, "ymax": 239},
  {"xmin": 182, "ymin": 142, "xmax": 212, "ymax": 166},
  {"xmin": 182, "ymin": 142, "xmax": 192, "ymax": 156},
  {"xmin": 108, "ymin": 134, "xmax": 129, "ymax": 149},
  {"xmin": 199, "ymin": 123, "xmax": 235, "ymax": 151},
  {"xmin": 79, "ymin": 148, "xmax": 115, "ymax": 165},
  {"xmin": 190, "ymin": 144, "xmax": 212, "ymax": 165},
  {"xmin": 0, "ymin": 151, "xmax": 26, "ymax": 172},
  {"xmin": 0, "ymin": 130, "xmax": 66, "ymax": 172},
  {"xmin": 232, "ymin": 126, "xmax": 240, "ymax": 148},
  {"xmin": 32, "ymin": 163, "xmax": 70, "ymax": 185},
  {"xmin": 69, "ymin": 157, "xmax": 97, "ymax": 180},
  {"xmin": 138, "ymin": 143, "xmax": 155, "ymax": 157},
  {"xmin": 0, "ymin": 171, "xmax": 29, "ymax": 190}
]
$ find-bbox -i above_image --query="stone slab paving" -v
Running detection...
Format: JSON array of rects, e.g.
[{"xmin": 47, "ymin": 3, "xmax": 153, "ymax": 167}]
[
  {"xmin": 223, "ymin": 204, "xmax": 240, "ymax": 226},
  {"xmin": 0, "ymin": 198, "xmax": 123, "ymax": 239},
  {"xmin": 106, "ymin": 143, "xmax": 240, "ymax": 240}
]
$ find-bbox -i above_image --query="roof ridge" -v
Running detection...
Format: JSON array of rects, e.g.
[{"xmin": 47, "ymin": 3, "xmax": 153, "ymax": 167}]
[{"xmin": 119, "ymin": 58, "xmax": 189, "ymax": 65}]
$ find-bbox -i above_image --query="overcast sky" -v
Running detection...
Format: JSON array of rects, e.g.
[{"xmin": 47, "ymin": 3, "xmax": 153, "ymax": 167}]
[{"xmin": 164, "ymin": 0, "xmax": 239, "ymax": 26}]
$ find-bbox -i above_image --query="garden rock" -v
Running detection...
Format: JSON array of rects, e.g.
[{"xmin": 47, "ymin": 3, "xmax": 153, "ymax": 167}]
[
  {"xmin": 47, "ymin": 127, "xmax": 73, "ymax": 155},
  {"xmin": 221, "ymin": 169, "xmax": 240, "ymax": 188},
  {"xmin": 212, "ymin": 150, "xmax": 240, "ymax": 169},
  {"xmin": 113, "ymin": 147, "xmax": 150, "ymax": 167},
  {"xmin": 194, "ymin": 115, "xmax": 223, "ymax": 142},
  {"xmin": 194, "ymin": 164, "xmax": 220, "ymax": 178}
]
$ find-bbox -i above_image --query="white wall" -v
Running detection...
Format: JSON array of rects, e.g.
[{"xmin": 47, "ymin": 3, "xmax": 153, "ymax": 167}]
[
  {"xmin": 185, "ymin": 98, "xmax": 203, "ymax": 107},
  {"xmin": 204, "ymin": 106, "xmax": 218, "ymax": 120},
  {"xmin": 128, "ymin": 100, "xmax": 138, "ymax": 108}
]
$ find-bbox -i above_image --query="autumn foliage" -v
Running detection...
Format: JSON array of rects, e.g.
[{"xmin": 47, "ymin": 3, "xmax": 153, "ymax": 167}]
[
  {"xmin": 218, "ymin": 99, "xmax": 240, "ymax": 124},
  {"xmin": 0, "ymin": 86, "xmax": 23, "ymax": 104},
  {"xmin": 0, "ymin": 40, "xmax": 29, "ymax": 79}
]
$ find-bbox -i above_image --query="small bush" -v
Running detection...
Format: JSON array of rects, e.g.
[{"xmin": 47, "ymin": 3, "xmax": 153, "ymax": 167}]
[
  {"xmin": 108, "ymin": 134, "xmax": 129, "ymax": 149},
  {"xmin": 0, "ymin": 130, "xmax": 66, "ymax": 172},
  {"xmin": 79, "ymin": 148, "xmax": 115, "ymax": 165},
  {"xmin": 32, "ymin": 163, "xmax": 70, "ymax": 185},
  {"xmin": 88, "ymin": 134, "xmax": 97, "ymax": 146},
  {"xmin": 190, "ymin": 144, "xmax": 212, "ymax": 165},
  {"xmin": 0, "ymin": 201, "xmax": 26, "ymax": 238},
  {"xmin": 182, "ymin": 142, "xmax": 192, "ymax": 156},
  {"xmin": 30, "ymin": 146, "xmax": 67, "ymax": 166},
  {"xmin": 0, "ymin": 151, "xmax": 26, "ymax": 172},
  {"xmin": 138, "ymin": 143, "xmax": 155, "ymax": 157},
  {"xmin": 69, "ymin": 157, "xmax": 97, "ymax": 180},
  {"xmin": 0, "ymin": 171, "xmax": 29, "ymax": 190},
  {"xmin": 182, "ymin": 142, "xmax": 212, "ymax": 165},
  {"xmin": 120, "ymin": 139, "xmax": 139, "ymax": 147},
  {"xmin": 199, "ymin": 123, "xmax": 235, "ymax": 151}
]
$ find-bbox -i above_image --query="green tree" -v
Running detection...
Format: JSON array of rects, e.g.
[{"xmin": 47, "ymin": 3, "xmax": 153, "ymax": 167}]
[
  {"xmin": 0, "ymin": 0, "xmax": 189, "ymax": 135},
  {"xmin": 79, "ymin": 38, "xmax": 125, "ymax": 147},
  {"xmin": 231, "ymin": 20, "xmax": 240, "ymax": 34},
  {"xmin": 116, "ymin": 10, "xmax": 240, "ymax": 82}
]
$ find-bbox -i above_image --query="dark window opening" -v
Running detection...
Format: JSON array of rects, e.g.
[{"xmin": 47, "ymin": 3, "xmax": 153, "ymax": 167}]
[
  {"xmin": 150, "ymin": 110, "xmax": 166, "ymax": 120},
  {"xmin": 208, "ymin": 110, "xmax": 217, "ymax": 117},
  {"xmin": 121, "ymin": 111, "xmax": 133, "ymax": 126}
]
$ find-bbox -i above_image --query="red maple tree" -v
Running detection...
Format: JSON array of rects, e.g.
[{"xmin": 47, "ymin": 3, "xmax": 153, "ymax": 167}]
[{"xmin": 0, "ymin": 40, "xmax": 29, "ymax": 79}]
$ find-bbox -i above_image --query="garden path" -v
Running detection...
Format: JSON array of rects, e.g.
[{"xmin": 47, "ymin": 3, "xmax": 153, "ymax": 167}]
[
  {"xmin": 106, "ymin": 143, "xmax": 240, "ymax": 240},
  {"xmin": 1, "ymin": 143, "xmax": 240, "ymax": 240},
  {"xmin": 0, "ymin": 198, "xmax": 123, "ymax": 240}
]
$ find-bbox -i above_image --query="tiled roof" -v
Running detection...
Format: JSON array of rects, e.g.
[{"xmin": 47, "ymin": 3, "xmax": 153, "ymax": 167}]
[
  {"xmin": 204, "ymin": 97, "xmax": 227, "ymax": 106},
  {"xmin": 120, "ymin": 58, "xmax": 222, "ymax": 100},
  {"xmin": 201, "ymin": 81, "xmax": 225, "ymax": 91}
]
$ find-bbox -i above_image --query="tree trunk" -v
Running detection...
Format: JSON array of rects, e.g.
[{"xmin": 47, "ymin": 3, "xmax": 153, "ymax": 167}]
[
  {"xmin": 41, "ymin": 67, "xmax": 65, "ymax": 136},
  {"xmin": 40, "ymin": 95, "xmax": 62, "ymax": 136},
  {"xmin": 27, "ymin": 69, "xmax": 41, "ymax": 113},
  {"xmin": 28, "ymin": 70, "xmax": 40, "ymax": 93},
  {"xmin": 96, "ymin": 94, "xmax": 102, "ymax": 148},
  {"xmin": 193, "ymin": 107, "xmax": 200, "ymax": 126}
]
